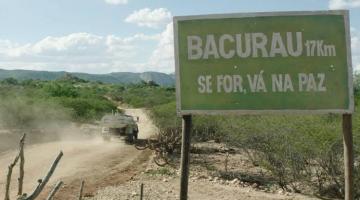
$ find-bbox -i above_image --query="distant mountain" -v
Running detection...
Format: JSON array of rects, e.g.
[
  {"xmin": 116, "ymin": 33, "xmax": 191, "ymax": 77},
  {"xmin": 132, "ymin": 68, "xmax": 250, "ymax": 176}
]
[{"xmin": 0, "ymin": 69, "xmax": 175, "ymax": 86}]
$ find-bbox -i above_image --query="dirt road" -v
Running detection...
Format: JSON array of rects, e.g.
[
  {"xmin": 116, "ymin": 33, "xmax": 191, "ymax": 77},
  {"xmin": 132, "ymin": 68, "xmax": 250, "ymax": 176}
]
[{"xmin": 0, "ymin": 108, "xmax": 155, "ymax": 199}]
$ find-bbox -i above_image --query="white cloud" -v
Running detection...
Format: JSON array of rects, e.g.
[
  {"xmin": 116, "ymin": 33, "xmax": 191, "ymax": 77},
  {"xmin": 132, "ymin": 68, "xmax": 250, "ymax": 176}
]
[
  {"xmin": 104, "ymin": 0, "xmax": 128, "ymax": 5},
  {"xmin": 148, "ymin": 23, "xmax": 174, "ymax": 73},
  {"xmin": 329, "ymin": 0, "xmax": 360, "ymax": 9},
  {"xmin": 351, "ymin": 28, "xmax": 360, "ymax": 71},
  {"xmin": 1, "ymin": 23, "xmax": 358, "ymax": 75},
  {"xmin": 0, "ymin": 32, "xmax": 164, "ymax": 73},
  {"xmin": 0, "ymin": 28, "xmax": 176, "ymax": 73},
  {"xmin": 122, "ymin": 33, "xmax": 161, "ymax": 43},
  {"xmin": 125, "ymin": 8, "xmax": 172, "ymax": 28}
]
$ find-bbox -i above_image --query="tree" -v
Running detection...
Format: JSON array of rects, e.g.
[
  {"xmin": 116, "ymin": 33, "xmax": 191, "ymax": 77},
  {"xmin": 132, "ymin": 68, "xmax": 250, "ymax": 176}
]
[{"xmin": 1, "ymin": 77, "xmax": 19, "ymax": 85}]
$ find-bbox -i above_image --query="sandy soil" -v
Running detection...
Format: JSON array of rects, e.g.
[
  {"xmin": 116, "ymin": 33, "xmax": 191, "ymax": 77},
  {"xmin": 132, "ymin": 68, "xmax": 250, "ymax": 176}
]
[
  {"xmin": 0, "ymin": 108, "xmax": 155, "ymax": 199},
  {"xmin": 86, "ymin": 153, "xmax": 321, "ymax": 200},
  {"xmin": 88, "ymin": 175, "xmax": 320, "ymax": 200},
  {"xmin": 0, "ymin": 108, "xmax": 322, "ymax": 200},
  {"xmin": 86, "ymin": 142, "xmax": 321, "ymax": 200}
]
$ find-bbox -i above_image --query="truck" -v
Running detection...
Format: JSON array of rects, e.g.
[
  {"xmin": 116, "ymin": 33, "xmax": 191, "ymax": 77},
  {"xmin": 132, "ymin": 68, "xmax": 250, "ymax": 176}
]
[{"xmin": 100, "ymin": 112, "xmax": 139, "ymax": 143}]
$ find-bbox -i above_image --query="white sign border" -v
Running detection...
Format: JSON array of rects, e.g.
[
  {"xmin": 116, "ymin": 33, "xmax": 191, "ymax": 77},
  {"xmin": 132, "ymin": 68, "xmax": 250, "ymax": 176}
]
[{"xmin": 173, "ymin": 10, "xmax": 354, "ymax": 116}]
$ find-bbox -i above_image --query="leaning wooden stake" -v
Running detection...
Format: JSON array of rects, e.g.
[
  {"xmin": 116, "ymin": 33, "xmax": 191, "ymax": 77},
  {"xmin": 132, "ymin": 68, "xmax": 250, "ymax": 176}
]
[
  {"xmin": 46, "ymin": 181, "xmax": 63, "ymax": 200},
  {"xmin": 4, "ymin": 134, "xmax": 25, "ymax": 200},
  {"xmin": 25, "ymin": 151, "xmax": 63, "ymax": 200},
  {"xmin": 78, "ymin": 180, "xmax": 85, "ymax": 200},
  {"xmin": 18, "ymin": 134, "xmax": 26, "ymax": 196},
  {"xmin": 4, "ymin": 153, "xmax": 20, "ymax": 200}
]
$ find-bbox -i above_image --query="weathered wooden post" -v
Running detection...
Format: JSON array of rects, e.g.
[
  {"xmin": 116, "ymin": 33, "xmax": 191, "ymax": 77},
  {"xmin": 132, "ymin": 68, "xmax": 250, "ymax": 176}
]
[
  {"xmin": 18, "ymin": 134, "xmax": 26, "ymax": 196},
  {"xmin": 343, "ymin": 114, "xmax": 354, "ymax": 200},
  {"xmin": 180, "ymin": 115, "xmax": 192, "ymax": 200},
  {"xmin": 26, "ymin": 151, "xmax": 63, "ymax": 200},
  {"xmin": 5, "ymin": 152, "xmax": 20, "ymax": 200},
  {"xmin": 140, "ymin": 183, "xmax": 144, "ymax": 200},
  {"xmin": 4, "ymin": 134, "xmax": 25, "ymax": 200},
  {"xmin": 173, "ymin": 9, "xmax": 355, "ymax": 200},
  {"xmin": 78, "ymin": 180, "xmax": 85, "ymax": 200}
]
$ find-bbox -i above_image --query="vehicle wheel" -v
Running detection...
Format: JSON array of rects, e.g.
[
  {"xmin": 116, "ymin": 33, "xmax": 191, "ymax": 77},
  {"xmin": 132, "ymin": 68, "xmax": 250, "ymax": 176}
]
[
  {"xmin": 134, "ymin": 140, "xmax": 148, "ymax": 150},
  {"xmin": 134, "ymin": 131, "xmax": 138, "ymax": 140},
  {"xmin": 127, "ymin": 134, "xmax": 135, "ymax": 144},
  {"xmin": 153, "ymin": 152, "xmax": 168, "ymax": 166}
]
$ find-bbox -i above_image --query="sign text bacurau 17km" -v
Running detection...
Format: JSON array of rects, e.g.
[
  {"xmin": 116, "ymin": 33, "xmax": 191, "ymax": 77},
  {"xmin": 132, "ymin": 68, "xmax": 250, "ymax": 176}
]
[{"xmin": 174, "ymin": 10, "xmax": 354, "ymax": 115}]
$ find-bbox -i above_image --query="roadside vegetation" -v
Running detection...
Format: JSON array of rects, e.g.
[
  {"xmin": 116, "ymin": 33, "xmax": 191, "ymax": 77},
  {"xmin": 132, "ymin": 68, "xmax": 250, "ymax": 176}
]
[
  {"xmin": 0, "ymin": 74, "xmax": 116, "ymax": 128},
  {"xmin": 107, "ymin": 80, "xmax": 175, "ymax": 108},
  {"xmin": 1, "ymin": 73, "xmax": 360, "ymax": 199},
  {"xmin": 97, "ymin": 74, "xmax": 360, "ymax": 199},
  {"xmin": 146, "ymin": 76, "xmax": 360, "ymax": 199}
]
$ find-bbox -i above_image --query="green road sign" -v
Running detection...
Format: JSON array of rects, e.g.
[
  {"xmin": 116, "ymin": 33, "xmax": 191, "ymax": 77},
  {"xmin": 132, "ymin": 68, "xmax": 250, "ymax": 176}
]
[{"xmin": 174, "ymin": 10, "xmax": 354, "ymax": 115}]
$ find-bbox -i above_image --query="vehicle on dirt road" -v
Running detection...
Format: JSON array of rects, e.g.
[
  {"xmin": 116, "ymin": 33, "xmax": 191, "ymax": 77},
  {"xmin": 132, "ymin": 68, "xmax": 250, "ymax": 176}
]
[{"xmin": 100, "ymin": 112, "xmax": 139, "ymax": 143}]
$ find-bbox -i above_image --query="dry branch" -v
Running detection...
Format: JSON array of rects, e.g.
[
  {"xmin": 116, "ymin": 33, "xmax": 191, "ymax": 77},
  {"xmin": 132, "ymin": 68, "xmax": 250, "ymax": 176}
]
[
  {"xmin": 4, "ymin": 153, "xmax": 20, "ymax": 200},
  {"xmin": 4, "ymin": 134, "xmax": 26, "ymax": 200},
  {"xmin": 78, "ymin": 180, "xmax": 85, "ymax": 200},
  {"xmin": 25, "ymin": 151, "xmax": 63, "ymax": 200},
  {"xmin": 46, "ymin": 181, "xmax": 63, "ymax": 200},
  {"xmin": 18, "ymin": 134, "xmax": 26, "ymax": 196}
]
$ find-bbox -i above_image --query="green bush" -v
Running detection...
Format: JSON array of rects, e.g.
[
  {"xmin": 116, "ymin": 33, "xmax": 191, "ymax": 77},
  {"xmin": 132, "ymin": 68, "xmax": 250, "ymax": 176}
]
[
  {"xmin": 150, "ymin": 101, "xmax": 180, "ymax": 129},
  {"xmin": 109, "ymin": 84, "xmax": 175, "ymax": 108},
  {"xmin": 44, "ymin": 82, "xmax": 79, "ymax": 98},
  {"xmin": 54, "ymin": 96, "xmax": 116, "ymax": 122},
  {"xmin": 1, "ymin": 77, "xmax": 19, "ymax": 85},
  {"xmin": 149, "ymin": 99, "xmax": 359, "ymax": 198},
  {"xmin": 150, "ymin": 101, "xmax": 226, "ymax": 143},
  {"xmin": 0, "ymin": 79, "xmax": 117, "ymax": 124}
]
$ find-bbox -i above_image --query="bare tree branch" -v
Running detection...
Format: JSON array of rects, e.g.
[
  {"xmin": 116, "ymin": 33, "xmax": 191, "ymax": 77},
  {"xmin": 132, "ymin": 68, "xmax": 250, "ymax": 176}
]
[
  {"xmin": 25, "ymin": 151, "xmax": 63, "ymax": 200},
  {"xmin": 4, "ymin": 134, "xmax": 26, "ymax": 200},
  {"xmin": 4, "ymin": 153, "xmax": 20, "ymax": 200},
  {"xmin": 18, "ymin": 134, "xmax": 26, "ymax": 196},
  {"xmin": 46, "ymin": 181, "xmax": 63, "ymax": 200}
]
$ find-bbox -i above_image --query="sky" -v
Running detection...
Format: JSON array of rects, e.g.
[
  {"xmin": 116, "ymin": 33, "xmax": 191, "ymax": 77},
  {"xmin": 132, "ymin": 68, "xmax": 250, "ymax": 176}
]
[{"xmin": 0, "ymin": 0, "xmax": 359, "ymax": 74}]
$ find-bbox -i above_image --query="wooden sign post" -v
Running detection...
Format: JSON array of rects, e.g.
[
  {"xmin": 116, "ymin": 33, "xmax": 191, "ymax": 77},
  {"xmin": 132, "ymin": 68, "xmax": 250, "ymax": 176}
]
[
  {"xmin": 180, "ymin": 115, "xmax": 192, "ymax": 200},
  {"xmin": 343, "ymin": 114, "xmax": 354, "ymax": 200},
  {"xmin": 174, "ymin": 10, "xmax": 355, "ymax": 200}
]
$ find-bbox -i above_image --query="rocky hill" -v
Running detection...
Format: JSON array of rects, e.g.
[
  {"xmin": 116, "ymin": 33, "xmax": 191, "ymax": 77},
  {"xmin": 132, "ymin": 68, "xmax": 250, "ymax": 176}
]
[{"xmin": 0, "ymin": 69, "xmax": 175, "ymax": 86}]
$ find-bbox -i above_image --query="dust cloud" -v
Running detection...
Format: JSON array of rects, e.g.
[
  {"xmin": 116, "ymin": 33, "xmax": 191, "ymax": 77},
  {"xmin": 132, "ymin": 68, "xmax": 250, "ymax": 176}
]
[
  {"xmin": 0, "ymin": 107, "xmax": 155, "ymax": 199},
  {"xmin": 0, "ymin": 118, "xmax": 101, "ymax": 153}
]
